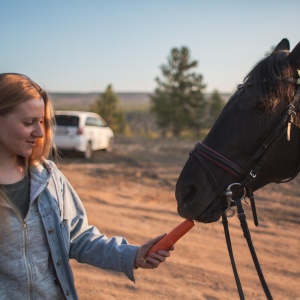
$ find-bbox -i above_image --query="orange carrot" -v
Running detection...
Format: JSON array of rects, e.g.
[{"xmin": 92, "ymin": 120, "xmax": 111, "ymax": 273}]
[{"xmin": 147, "ymin": 219, "xmax": 195, "ymax": 255}]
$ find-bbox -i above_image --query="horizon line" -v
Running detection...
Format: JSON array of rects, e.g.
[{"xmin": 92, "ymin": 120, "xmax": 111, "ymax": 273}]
[{"xmin": 48, "ymin": 90, "xmax": 233, "ymax": 95}]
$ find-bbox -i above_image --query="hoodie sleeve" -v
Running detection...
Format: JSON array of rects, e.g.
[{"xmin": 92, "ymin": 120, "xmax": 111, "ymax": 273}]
[{"xmin": 53, "ymin": 164, "xmax": 139, "ymax": 282}]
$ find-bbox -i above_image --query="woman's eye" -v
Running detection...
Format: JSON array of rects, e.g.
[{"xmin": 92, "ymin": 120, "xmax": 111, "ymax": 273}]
[{"xmin": 24, "ymin": 119, "xmax": 44, "ymax": 126}]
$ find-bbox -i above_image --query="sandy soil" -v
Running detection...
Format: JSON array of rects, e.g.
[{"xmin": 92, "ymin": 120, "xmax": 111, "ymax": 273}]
[{"xmin": 56, "ymin": 137, "xmax": 300, "ymax": 300}]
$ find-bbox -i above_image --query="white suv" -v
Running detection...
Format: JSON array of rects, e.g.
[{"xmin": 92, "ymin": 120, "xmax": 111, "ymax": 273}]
[{"xmin": 54, "ymin": 111, "xmax": 114, "ymax": 159}]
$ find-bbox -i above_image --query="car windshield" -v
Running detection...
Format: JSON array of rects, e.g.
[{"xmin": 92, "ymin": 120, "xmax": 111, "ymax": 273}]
[{"xmin": 55, "ymin": 115, "xmax": 79, "ymax": 126}]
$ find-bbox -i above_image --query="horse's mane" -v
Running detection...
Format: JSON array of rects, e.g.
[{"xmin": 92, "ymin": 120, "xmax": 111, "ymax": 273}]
[{"xmin": 243, "ymin": 50, "xmax": 296, "ymax": 111}]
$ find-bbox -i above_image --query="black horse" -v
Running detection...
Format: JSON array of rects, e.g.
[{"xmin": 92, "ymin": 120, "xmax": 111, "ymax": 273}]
[
  {"xmin": 176, "ymin": 38, "xmax": 300, "ymax": 224},
  {"xmin": 175, "ymin": 38, "xmax": 300, "ymax": 299}
]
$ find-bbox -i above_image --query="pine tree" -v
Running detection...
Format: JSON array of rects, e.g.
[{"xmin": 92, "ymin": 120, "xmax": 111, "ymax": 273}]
[
  {"xmin": 151, "ymin": 47, "xmax": 206, "ymax": 137},
  {"xmin": 90, "ymin": 84, "xmax": 125, "ymax": 133}
]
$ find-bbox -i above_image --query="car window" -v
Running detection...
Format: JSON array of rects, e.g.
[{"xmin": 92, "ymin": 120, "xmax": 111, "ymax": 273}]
[
  {"xmin": 86, "ymin": 117, "xmax": 105, "ymax": 127},
  {"xmin": 97, "ymin": 117, "xmax": 107, "ymax": 127},
  {"xmin": 86, "ymin": 117, "xmax": 98, "ymax": 126},
  {"xmin": 94, "ymin": 118, "xmax": 104, "ymax": 127},
  {"xmin": 55, "ymin": 115, "xmax": 79, "ymax": 126}
]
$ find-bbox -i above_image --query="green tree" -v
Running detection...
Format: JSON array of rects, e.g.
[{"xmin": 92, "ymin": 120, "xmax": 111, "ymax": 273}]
[
  {"xmin": 151, "ymin": 46, "xmax": 206, "ymax": 137},
  {"xmin": 208, "ymin": 89, "xmax": 225, "ymax": 126},
  {"xmin": 90, "ymin": 84, "xmax": 125, "ymax": 133}
]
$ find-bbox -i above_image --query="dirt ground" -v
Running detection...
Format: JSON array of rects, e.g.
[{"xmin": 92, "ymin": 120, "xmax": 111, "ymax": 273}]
[{"xmin": 56, "ymin": 136, "xmax": 300, "ymax": 300}]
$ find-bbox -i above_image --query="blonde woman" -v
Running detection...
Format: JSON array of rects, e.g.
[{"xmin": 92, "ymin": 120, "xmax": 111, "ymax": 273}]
[{"xmin": 0, "ymin": 73, "xmax": 171, "ymax": 300}]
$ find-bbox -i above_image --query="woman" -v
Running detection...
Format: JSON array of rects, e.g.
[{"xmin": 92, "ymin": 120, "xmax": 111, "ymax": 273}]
[{"xmin": 0, "ymin": 73, "xmax": 172, "ymax": 299}]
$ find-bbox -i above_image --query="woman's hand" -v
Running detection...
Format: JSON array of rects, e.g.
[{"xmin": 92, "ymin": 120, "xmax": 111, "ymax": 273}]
[{"xmin": 134, "ymin": 234, "xmax": 173, "ymax": 269}]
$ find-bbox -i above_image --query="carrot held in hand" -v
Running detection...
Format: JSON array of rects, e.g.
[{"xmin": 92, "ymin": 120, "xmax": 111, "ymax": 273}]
[{"xmin": 147, "ymin": 219, "xmax": 194, "ymax": 255}]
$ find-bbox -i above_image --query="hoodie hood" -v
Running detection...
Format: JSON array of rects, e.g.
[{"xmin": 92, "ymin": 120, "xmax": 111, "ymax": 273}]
[{"xmin": 29, "ymin": 159, "xmax": 54, "ymax": 203}]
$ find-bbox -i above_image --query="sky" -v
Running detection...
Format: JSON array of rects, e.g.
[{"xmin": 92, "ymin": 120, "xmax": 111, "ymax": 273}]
[{"xmin": 1, "ymin": 0, "xmax": 299, "ymax": 94}]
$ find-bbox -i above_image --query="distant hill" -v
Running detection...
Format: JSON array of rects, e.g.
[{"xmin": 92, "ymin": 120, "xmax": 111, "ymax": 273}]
[
  {"xmin": 49, "ymin": 92, "xmax": 151, "ymax": 111},
  {"xmin": 49, "ymin": 92, "xmax": 232, "ymax": 111}
]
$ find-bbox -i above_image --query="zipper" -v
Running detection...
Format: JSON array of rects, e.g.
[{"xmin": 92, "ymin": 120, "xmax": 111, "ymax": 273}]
[
  {"xmin": 5, "ymin": 198, "xmax": 34, "ymax": 299},
  {"xmin": 23, "ymin": 218, "xmax": 34, "ymax": 300}
]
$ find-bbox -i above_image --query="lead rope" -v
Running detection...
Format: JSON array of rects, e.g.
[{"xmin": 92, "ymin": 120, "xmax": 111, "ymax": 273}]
[
  {"xmin": 234, "ymin": 199, "xmax": 273, "ymax": 299},
  {"xmin": 222, "ymin": 213, "xmax": 245, "ymax": 300}
]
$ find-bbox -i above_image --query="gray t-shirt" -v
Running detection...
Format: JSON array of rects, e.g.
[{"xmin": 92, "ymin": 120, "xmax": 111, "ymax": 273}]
[{"xmin": 2, "ymin": 175, "xmax": 30, "ymax": 218}]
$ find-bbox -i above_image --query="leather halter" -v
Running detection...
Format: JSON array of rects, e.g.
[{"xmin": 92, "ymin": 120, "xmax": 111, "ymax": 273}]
[{"xmin": 191, "ymin": 83, "xmax": 300, "ymax": 299}]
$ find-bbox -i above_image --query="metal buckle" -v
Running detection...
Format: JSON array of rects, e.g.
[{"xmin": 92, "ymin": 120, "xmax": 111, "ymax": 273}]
[{"xmin": 224, "ymin": 183, "xmax": 246, "ymax": 218}]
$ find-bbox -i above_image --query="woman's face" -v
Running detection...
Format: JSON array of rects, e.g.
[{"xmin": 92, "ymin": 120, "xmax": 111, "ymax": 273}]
[{"xmin": 0, "ymin": 98, "xmax": 45, "ymax": 159}]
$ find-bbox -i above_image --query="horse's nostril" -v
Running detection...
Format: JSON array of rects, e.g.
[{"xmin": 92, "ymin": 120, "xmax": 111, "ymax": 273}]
[
  {"xmin": 185, "ymin": 185, "xmax": 197, "ymax": 200},
  {"xmin": 181, "ymin": 182, "xmax": 202, "ymax": 203}
]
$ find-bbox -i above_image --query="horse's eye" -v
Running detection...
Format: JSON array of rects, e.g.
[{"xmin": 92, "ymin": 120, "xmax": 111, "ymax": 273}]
[{"xmin": 254, "ymin": 102, "xmax": 265, "ymax": 111}]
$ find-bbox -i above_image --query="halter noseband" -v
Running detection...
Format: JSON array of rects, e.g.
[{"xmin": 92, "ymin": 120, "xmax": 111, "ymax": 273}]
[{"xmin": 191, "ymin": 81, "xmax": 300, "ymax": 300}]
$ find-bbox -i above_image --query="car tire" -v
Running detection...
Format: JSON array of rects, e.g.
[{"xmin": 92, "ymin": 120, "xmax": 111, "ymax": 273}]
[
  {"xmin": 84, "ymin": 141, "xmax": 93, "ymax": 159},
  {"xmin": 105, "ymin": 137, "xmax": 114, "ymax": 152}
]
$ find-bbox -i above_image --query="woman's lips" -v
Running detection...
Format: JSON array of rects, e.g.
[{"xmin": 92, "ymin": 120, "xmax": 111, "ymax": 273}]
[{"xmin": 26, "ymin": 141, "xmax": 36, "ymax": 146}]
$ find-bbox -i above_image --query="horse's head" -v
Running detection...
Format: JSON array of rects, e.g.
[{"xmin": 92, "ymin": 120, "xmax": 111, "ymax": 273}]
[{"xmin": 176, "ymin": 38, "xmax": 300, "ymax": 223}]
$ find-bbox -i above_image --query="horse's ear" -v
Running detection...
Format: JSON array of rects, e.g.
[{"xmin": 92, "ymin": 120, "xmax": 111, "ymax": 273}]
[
  {"xmin": 288, "ymin": 41, "xmax": 300, "ymax": 69},
  {"xmin": 273, "ymin": 38, "xmax": 290, "ymax": 52}
]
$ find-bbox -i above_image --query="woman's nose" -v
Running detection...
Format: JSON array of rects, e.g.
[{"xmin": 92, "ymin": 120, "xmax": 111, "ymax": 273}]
[{"xmin": 32, "ymin": 123, "xmax": 44, "ymax": 138}]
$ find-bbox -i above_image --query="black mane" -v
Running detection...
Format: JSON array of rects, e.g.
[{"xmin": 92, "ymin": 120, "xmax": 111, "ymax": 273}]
[{"xmin": 243, "ymin": 50, "xmax": 296, "ymax": 111}]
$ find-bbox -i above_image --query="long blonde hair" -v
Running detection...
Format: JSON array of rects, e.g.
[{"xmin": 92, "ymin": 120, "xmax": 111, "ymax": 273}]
[
  {"xmin": 0, "ymin": 73, "xmax": 57, "ymax": 221},
  {"xmin": 0, "ymin": 73, "xmax": 56, "ymax": 165}
]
